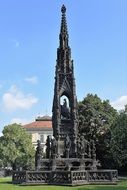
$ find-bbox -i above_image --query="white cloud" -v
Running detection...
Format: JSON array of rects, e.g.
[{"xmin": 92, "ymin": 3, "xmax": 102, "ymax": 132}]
[
  {"xmin": 111, "ymin": 95, "xmax": 127, "ymax": 111},
  {"xmin": 25, "ymin": 76, "xmax": 38, "ymax": 84},
  {"xmin": 2, "ymin": 85, "xmax": 38, "ymax": 112},
  {"xmin": 10, "ymin": 118, "xmax": 30, "ymax": 125}
]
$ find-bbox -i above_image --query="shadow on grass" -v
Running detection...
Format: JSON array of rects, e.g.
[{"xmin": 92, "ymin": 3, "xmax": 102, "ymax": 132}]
[
  {"xmin": 0, "ymin": 178, "xmax": 19, "ymax": 186},
  {"xmin": 0, "ymin": 181, "xmax": 13, "ymax": 185}
]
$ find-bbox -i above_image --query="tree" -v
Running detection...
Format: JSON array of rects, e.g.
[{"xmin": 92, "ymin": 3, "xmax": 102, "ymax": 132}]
[
  {"xmin": 78, "ymin": 94, "xmax": 118, "ymax": 168},
  {"xmin": 0, "ymin": 123, "xmax": 35, "ymax": 170},
  {"xmin": 110, "ymin": 106, "xmax": 127, "ymax": 170}
]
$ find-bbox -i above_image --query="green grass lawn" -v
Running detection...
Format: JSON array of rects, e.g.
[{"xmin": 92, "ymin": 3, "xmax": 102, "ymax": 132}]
[{"xmin": 0, "ymin": 177, "xmax": 127, "ymax": 190}]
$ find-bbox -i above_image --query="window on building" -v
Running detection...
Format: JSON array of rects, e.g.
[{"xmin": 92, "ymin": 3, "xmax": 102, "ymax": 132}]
[{"xmin": 40, "ymin": 135, "xmax": 44, "ymax": 143}]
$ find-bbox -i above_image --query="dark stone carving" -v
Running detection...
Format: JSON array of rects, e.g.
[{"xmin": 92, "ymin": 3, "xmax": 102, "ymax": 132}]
[
  {"xmin": 65, "ymin": 135, "xmax": 70, "ymax": 158},
  {"xmin": 12, "ymin": 170, "xmax": 118, "ymax": 185},
  {"xmin": 61, "ymin": 99, "xmax": 70, "ymax": 119},
  {"xmin": 35, "ymin": 140, "xmax": 43, "ymax": 170},
  {"xmin": 52, "ymin": 4, "xmax": 78, "ymax": 158},
  {"xmin": 51, "ymin": 138, "xmax": 58, "ymax": 158},
  {"xmin": 45, "ymin": 136, "xmax": 52, "ymax": 159},
  {"xmin": 12, "ymin": 5, "xmax": 118, "ymax": 186}
]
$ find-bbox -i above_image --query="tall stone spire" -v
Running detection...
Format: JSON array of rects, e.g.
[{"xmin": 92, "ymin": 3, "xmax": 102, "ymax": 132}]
[
  {"xmin": 59, "ymin": 5, "xmax": 69, "ymax": 48},
  {"xmin": 52, "ymin": 5, "xmax": 78, "ymax": 157}
]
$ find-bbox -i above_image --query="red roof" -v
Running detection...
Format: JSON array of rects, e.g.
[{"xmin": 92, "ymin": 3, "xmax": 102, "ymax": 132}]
[{"xmin": 24, "ymin": 115, "xmax": 52, "ymax": 130}]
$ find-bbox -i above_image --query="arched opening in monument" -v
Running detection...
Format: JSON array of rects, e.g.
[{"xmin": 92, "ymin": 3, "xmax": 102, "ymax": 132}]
[{"xmin": 60, "ymin": 95, "xmax": 70, "ymax": 120}]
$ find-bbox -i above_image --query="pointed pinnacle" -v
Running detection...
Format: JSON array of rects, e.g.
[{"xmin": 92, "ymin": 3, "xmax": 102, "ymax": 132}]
[{"xmin": 61, "ymin": 4, "xmax": 66, "ymax": 14}]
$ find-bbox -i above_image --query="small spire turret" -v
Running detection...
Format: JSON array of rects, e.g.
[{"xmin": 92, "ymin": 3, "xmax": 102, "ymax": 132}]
[{"xmin": 59, "ymin": 5, "xmax": 69, "ymax": 48}]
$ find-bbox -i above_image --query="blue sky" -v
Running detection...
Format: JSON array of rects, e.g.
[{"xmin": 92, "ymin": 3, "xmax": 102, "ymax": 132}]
[{"xmin": 0, "ymin": 0, "xmax": 127, "ymax": 134}]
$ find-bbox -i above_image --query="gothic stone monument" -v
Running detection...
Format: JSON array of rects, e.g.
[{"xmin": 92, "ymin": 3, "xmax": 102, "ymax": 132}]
[{"xmin": 12, "ymin": 5, "xmax": 118, "ymax": 185}]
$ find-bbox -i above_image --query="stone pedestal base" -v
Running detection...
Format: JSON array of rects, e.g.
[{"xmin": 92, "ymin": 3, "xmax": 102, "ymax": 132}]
[{"xmin": 12, "ymin": 169, "xmax": 118, "ymax": 186}]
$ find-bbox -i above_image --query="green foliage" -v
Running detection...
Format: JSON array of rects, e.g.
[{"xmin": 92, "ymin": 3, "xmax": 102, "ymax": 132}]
[
  {"xmin": 0, "ymin": 123, "xmax": 35, "ymax": 170},
  {"xmin": 110, "ymin": 107, "xmax": 127, "ymax": 170},
  {"xmin": 78, "ymin": 94, "xmax": 118, "ymax": 168}
]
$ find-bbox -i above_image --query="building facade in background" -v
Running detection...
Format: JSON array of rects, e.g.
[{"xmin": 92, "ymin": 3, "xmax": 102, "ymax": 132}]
[{"xmin": 24, "ymin": 115, "xmax": 53, "ymax": 150}]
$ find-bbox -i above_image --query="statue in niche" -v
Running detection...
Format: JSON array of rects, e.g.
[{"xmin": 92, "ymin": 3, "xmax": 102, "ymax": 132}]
[{"xmin": 61, "ymin": 98, "xmax": 70, "ymax": 119}]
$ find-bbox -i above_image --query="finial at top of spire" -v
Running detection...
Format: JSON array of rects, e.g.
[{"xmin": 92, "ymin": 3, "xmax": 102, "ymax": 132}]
[
  {"xmin": 59, "ymin": 4, "xmax": 68, "ymax": 48},
  {"xmin": 61, "ymin": 4, "xmax": 66, "ymax": 14}
]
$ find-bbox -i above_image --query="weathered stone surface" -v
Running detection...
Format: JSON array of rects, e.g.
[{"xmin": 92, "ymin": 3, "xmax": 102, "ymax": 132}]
[{"xmin": 12, "ymin": 170, "xmax": 118, "ymax": 185}]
